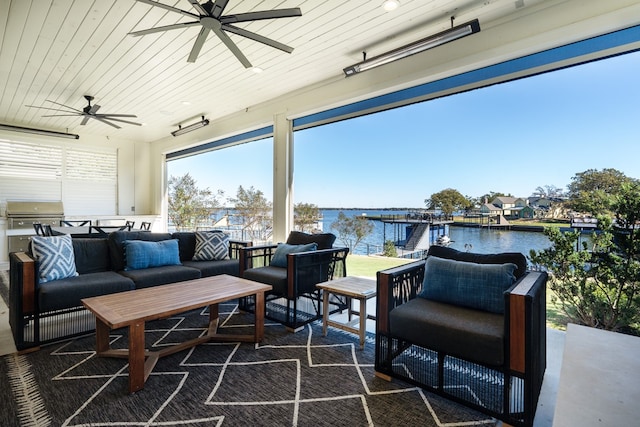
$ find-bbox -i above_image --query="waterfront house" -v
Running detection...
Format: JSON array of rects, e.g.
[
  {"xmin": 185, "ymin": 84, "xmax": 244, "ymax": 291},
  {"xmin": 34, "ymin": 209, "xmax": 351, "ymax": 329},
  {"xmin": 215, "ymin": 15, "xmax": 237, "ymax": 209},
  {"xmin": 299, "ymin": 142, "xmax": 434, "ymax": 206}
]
[
  {"xmin": 0, "ymin": 0, "xmax": 638, "ymax": 257},
  {"xmin": 1, "ymin": 3, "xmax": 640, "ymax": 425}
]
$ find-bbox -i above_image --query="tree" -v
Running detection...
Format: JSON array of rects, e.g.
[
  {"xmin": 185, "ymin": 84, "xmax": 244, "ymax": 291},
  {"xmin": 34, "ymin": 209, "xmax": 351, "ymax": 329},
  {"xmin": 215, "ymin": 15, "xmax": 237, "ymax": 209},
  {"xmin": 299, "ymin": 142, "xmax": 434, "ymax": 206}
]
[
  {"xmin": 529, "ymin": 181, "xmax": 640, "ymax": 333},
  {"xmin": 167, "ymin": 173, "xmax": 223, "ymax": 231},
  {"xmin": 425, "ymin": 188, "xmax": 472, "ymax": 216},
  {"xmin": 294, "ymin": 203, "xmax": 321, "ymax": 232},
  {"xmin": 330, "ymin": 211, "xmax": 374, "ymax": 252},
  {"xmin": 566, "ymin": 168, "xmax": 637, "ymax": 215},
  {"xmin": 533, "ymin": 184, "xmax": 565, "ymax": 199},
  {"xmin": 478, "ymin": 191, "xmax": 513, "ymax": 204},
  {"xmin": 383, "ymin": 240, "xmax": 398, "ymax": 257},
  {"xmin": 229, "ymin": 185, "xmax": 272, "ymax": 241}
]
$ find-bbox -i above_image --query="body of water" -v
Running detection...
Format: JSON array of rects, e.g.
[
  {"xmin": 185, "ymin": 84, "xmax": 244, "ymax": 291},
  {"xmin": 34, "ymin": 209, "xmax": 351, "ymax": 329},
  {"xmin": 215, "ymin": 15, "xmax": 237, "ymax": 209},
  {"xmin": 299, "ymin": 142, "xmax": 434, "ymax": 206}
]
[{"xmin": 320, "ymin": 209, "xmax": 553, "ymax": 258}]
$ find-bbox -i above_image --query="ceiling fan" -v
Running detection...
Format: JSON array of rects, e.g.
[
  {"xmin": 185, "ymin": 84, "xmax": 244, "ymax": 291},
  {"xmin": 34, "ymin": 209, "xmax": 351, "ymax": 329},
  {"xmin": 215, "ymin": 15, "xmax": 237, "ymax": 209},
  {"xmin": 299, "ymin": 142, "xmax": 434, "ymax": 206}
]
[
  {"xmin": 129, "ymin": 0, "xmax": 302, "ymax": 66},
  {"xmin": 26, "ymin": 95, "xmax": 142, "ymax": 129}
]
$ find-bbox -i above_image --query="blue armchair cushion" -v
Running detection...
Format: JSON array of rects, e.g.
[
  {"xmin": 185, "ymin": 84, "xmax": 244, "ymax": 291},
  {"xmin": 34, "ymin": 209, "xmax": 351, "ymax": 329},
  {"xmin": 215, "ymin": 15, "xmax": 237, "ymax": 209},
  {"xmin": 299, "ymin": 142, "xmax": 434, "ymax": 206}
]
[
  {"xmin": 418, "ymin": 256, "xmax": 517, "ymax": 314},
  {"xmin": 270, "ymin": 242, "xmax": 318, "ymax": 268},
  {"xmin": 123, "ymin": 239, "xmax": 181, "ymax": 271}
]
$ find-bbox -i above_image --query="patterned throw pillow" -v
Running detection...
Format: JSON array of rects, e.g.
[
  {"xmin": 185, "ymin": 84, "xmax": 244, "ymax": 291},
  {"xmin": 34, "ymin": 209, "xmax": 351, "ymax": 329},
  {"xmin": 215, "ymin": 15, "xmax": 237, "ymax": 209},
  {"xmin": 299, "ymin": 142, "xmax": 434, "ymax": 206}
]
[
  {"xmin": 31, "ymin": 235, "xmax": 78, "ymax": 284},
  {"xmin": 192, "ymin": 231, "xmax": 230, "ymax": 261}
]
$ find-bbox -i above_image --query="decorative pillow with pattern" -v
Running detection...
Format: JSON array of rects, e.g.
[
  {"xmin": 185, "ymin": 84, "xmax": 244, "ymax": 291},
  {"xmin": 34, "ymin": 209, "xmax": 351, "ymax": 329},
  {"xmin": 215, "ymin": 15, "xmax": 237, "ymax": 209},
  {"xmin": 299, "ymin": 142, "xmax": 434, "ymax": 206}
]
[
  {"xmin": 192, "ymin": 231, "xmax": 230, "ymax": 261},
  {"xmin": 31, "ymin": 235, "xmax": 78, "ymax": 284}
]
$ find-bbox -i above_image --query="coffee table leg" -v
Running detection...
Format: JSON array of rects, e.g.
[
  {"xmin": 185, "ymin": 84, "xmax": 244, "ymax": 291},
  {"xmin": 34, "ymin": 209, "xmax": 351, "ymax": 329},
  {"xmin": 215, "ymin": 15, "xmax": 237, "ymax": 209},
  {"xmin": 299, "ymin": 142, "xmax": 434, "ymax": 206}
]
[
  {"xmin": 128, "ymin": 321, "xmax": 145, "ymax": 393},
  {"xmin": 95, "ymin": 318, "xmax": 111, "ymax": 354},
  {"xmin": 255, "ymin": 291, "xmax": 265, "ymax": 342},
  {"xmin": 208, "ymin": 303, "xmax": 220, "ymax": 335}
]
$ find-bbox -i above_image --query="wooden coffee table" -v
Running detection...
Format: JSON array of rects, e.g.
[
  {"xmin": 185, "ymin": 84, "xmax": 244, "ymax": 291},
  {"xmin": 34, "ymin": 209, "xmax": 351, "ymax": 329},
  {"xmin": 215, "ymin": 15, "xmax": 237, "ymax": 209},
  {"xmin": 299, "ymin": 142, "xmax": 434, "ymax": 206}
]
[{"xmin": 82, "ymin": 274, "xmax": 272, "ymax": 393}]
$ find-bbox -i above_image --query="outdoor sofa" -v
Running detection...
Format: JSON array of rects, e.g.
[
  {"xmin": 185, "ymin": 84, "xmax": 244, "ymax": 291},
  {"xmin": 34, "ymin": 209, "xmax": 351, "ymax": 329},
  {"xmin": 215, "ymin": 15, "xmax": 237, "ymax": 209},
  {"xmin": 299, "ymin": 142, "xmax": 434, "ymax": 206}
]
[
  {"xmin": 9, "ymin": 230, "xmax": 251, "ymax": 350},
  {"xmin": 375, "ymin": 246, "xmax": 548, "ymax": 427}
]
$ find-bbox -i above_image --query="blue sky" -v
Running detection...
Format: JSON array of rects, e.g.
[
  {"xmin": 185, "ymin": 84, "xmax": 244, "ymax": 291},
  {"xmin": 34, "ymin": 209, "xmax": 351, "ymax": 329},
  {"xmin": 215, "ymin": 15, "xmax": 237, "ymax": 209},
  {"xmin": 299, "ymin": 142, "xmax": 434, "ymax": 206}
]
[{"xmin": 168, "ymin": 50, "xmax": 640, "ymax": 209}]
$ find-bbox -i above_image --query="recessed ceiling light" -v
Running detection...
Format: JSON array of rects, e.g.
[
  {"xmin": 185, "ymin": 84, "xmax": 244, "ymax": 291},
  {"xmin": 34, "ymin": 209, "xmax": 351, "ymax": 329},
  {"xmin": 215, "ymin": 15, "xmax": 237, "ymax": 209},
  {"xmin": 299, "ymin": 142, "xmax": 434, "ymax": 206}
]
[
  {"xmin": 251, "ymin": 66, "xmax": 264, "ymax": 74},
  {"xmin": 181, "ymin": 101, "xmax": 191, "ymax": 106},
  {"xmin": 382, "ymin": 0, "xmax": 399, "ymax": 11}
]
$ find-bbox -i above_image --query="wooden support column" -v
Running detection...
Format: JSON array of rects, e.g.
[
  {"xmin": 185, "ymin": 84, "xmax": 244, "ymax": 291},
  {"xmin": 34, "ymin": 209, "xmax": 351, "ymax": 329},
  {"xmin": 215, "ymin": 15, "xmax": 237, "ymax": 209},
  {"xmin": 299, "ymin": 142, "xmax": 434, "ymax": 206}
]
[{"xmin": 272, "ymin": 112, "xmax": 293, "ymax": 243}]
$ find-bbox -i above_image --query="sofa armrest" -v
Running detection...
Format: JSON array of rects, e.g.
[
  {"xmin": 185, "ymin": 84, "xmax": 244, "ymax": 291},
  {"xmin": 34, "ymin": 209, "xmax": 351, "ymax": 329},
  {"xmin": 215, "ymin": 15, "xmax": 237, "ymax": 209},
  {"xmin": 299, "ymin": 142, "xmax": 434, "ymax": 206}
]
[
  {"xmin": 9, "ymin": 251, "xmax": 38, "ymax": 350},
  {"xmin": 229, "ymin": 240, "xmax": 252, "ymax": 260},
  {"xmin": 286, "ymin": 247, "xmax": 349, "ymax": 297},
  {"xmin": 376, "ymin": 260, "xmax": 426, "ymax": 335},
  {"xmin": 505, "ymin": 271, "xmax": 547, "ymax": 373},
  {"xmin": 9, "ymin": 252, "xmax": 37, "ymax": 315}
]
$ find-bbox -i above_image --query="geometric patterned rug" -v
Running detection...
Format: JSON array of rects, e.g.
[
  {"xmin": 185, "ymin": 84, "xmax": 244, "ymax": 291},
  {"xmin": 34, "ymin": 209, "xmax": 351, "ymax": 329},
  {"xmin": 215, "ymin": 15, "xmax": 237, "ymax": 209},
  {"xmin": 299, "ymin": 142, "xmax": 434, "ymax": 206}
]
[{"xmin": 0, "ymin": 301, "xmax": 497, "ymax": 427}]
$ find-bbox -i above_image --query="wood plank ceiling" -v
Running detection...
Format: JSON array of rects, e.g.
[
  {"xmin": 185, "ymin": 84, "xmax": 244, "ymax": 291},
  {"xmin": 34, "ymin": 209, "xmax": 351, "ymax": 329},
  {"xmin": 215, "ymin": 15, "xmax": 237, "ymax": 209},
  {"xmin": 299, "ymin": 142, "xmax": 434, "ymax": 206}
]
[{"xmin": 0, "ymin": 0, "xmax": 543, "ymax": 143}]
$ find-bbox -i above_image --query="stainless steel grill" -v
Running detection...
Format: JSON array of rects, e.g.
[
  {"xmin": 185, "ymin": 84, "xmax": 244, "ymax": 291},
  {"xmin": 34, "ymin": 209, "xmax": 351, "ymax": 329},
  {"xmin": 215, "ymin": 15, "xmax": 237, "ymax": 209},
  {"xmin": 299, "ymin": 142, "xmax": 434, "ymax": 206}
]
[{"xmin": 6, "ymin": 200, "xmax": 64, "ymax": 253}]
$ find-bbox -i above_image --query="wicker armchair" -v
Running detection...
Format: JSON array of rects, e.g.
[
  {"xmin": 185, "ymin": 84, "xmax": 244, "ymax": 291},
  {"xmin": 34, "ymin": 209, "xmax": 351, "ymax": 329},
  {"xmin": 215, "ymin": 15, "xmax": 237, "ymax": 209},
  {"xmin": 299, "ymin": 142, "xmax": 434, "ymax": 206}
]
[
  {"xmin": 239, "ymin": 231, "xmax": 349, "ymax": 331},
  {"xmin": 375, "ymin": 246, "xmax": 547, "ymax": 427}
]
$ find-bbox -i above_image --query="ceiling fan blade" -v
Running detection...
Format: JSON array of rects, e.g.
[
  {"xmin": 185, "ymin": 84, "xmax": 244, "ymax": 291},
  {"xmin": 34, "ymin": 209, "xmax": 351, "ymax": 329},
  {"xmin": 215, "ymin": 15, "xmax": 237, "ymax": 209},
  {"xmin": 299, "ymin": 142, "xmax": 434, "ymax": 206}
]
[
  {"xmin": 43, "ymin": 100, "xmax": 84, "ymax": 113},
  {"xmin": 92, "ymin": 116, "xmax": 122, "ymax": 129},
  {"xmin": 187, "ymin": 0, "xmax": 208, "ymax": 16},
  {"xmin": 211, "ymin": 25, "xmax": 251, "ymax": 68},
  {"xmin": 99, "ymin": 117, "xmax": 143, "ymax": 126},
  {"xmin": 95, "ymin": 114, "xmax": 138, "ymax": 118},
  {"xmin": 223, "ymin": 25, "xmax": 294, "ymax": 53},
  {"xmin": 187, "ymin": 27, "xmax": 210, "ymax": 63},
  {"xmin": 80, "ymin": 116, "xmax": 90, "ymax": 126},
  {"xmin": 40, "ymin": 114, "xmax": 82, "ymax": 117},
  {"xmin": 221, "ymin": 8, "xmax": 302, "ymax": 24},
  {"xmin": 210, "ymin": 0, "xmax": 229, "ymax": 19},
  {"xmin": 133, "ymin": 0, "xmax": 198, "ymax": 19},
  {"xmin": 25, "ymin": 105, "xmax": 80, "ymax": 113},
  {"xmin": 129, "ymin": 21, "xmax": 200, "ymax": 37},
  {"xmin": 89, "ymin": 104, "xmax": 101, "ymax": 114}
]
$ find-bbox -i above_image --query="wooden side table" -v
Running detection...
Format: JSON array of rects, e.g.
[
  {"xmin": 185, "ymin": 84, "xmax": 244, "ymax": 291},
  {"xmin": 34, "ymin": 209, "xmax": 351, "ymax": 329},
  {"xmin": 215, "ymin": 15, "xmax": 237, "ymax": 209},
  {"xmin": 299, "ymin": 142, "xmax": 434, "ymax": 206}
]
[{"xmin": 316, "ymin": 276, "xmax": 376, "ymax": 349}]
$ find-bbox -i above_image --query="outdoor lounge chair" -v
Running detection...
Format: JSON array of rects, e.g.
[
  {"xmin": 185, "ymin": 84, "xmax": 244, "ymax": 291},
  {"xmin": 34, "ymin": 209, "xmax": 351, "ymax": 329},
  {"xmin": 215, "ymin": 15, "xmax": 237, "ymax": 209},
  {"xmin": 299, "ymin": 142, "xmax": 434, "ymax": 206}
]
[
  {"xmin": 239, "ymin": 231, "xmax": 349, "ymax": 331},
  {"xmin": 375, "ymin": 246, "xmax": 548, "ymax": 427}
]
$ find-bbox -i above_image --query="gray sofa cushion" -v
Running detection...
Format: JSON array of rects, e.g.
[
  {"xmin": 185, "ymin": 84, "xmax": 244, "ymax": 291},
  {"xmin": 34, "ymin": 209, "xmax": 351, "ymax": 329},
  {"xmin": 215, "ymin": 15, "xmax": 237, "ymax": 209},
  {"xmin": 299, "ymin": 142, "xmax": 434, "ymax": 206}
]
[
  {"xmin": 118, "ymin": 265, "xmax": 201, "ymax": 289},
  {"xmin": 38, "ymin": 271, "xmax": 135, "ymax": 312},
  {"xmin": 286, "ymin": 231, "xmax": 336, "ymax": 250},
  {"xmin": 172, "ymin": 232, "xmax": 197, "ymax": 261},
  {"xmin": 242, "ymin": 266, "xmax": 287, "ymax": 295},
  {"xmin": 389, "ymin": 297, "xmax": 505, "ymax": 366},
  {"xmin": 182, "ymin": 259, "xmax": 240, "ymax": 277},
  {"xmin": 73, "ymin": 238, "xmax": 111, "ymax": 274}
]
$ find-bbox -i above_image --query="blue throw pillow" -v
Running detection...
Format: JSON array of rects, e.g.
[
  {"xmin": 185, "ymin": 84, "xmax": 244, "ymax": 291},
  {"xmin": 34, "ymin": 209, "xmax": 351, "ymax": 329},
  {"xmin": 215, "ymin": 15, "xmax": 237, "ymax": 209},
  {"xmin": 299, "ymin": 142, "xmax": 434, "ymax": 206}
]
[
  {"xmin": 418, "ymin": 256, "xmax": 518, "ymax": 314},
  {"xmin": 123, "ymin": 239, "xmax": 181, "ymax": 271},
  {"xmin": 31, "ymin": 235, "xmax": 78, "ymax": 283},
  {"xmin": 270, "ymin": 242, "xmax": 318, "ymax": 268}
]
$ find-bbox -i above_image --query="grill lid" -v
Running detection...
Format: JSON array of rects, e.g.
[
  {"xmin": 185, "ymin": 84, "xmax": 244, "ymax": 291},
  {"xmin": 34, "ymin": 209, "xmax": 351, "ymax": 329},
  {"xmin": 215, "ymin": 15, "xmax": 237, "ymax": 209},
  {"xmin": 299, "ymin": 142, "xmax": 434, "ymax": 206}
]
[{"xmin": 6, "ymin": 200, "xmax": 64, "ymax": 217}]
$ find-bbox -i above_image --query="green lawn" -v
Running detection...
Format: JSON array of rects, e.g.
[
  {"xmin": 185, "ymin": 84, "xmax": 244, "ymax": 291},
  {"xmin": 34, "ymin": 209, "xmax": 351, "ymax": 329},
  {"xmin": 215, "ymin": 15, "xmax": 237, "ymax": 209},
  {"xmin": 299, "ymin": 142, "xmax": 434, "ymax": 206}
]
[
  {"xmin": 346, "ymin": 254, "xmax": 568, "ymax": 330},
  {"xmin": 346, "ymin": 254, "xmax": 415, "ymax": 277}
]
